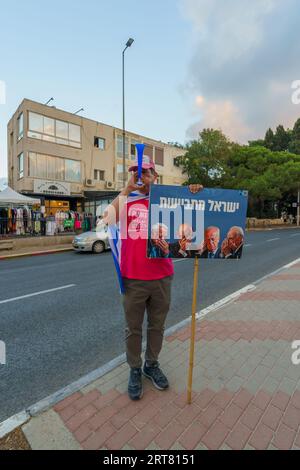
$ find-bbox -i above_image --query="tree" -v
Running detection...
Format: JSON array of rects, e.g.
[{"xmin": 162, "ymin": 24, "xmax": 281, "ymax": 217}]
[
  {"xmin": 167, "ymin": 141, "xmax": 185, "ymax": 149},
  {"xmin": 288, "ymin": 118, "xmax": 300, "ymax": 154},
  {"xmin": 273, "ymin": 125, "xmax": 291, "ymax": 151},
  {"xmin": 248, "ymin": 139, "xmax": 265, "ymax": 147},
  {"xmin": 175, "ymin": 129, "xmax": 233, "ymax": 187},
  {"xmin": 264, "ymin": 128, "xmax": 275, "ymax": 151},
  {"xmin": 223, "ymin": 146, "xmax": 300, "ymax": 217},
  {"xmin": 177, "ymin": 125, "xmax": 300, "ymax": 218}
]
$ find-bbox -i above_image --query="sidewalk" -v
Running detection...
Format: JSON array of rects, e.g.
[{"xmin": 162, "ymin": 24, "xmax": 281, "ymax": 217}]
[
  {"xmin": 0, "ymin": 243, "xmax": 72, "ymax": 260},
  {"xmin": 7, "ymin": 260, "xmax": 300, "ymax": 450}
]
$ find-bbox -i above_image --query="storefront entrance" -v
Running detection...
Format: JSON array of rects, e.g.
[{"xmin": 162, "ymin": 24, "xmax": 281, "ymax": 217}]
[
  {"xmin": 45, "ymin": 199, "xmax": 70, "ymax": 216},
  {"xmin": 84, "ymin": 191, "xmax": 119, "ymax": 218}
]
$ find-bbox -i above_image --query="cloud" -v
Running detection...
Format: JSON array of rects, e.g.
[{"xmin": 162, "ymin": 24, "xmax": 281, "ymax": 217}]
[
  {"xmin": 180, "ymin": 0, "xmax": 300, "ymax": 142},
  {"xmin": 188, "ymin": 96, "xmax": 250, "ymax": 142},
  {"xmin": 181, "ymin": 0, "xmax": 276, "ymax": 65}
]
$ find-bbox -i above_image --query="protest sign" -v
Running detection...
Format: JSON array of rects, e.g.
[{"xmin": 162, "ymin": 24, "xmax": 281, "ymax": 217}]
[
  {"xmin": 147, "ymin": 184, "xmax": 248, "ymax": 403},
  {"xmin": 147, "ymin": 185, "xmax": 248, "ymax": 260}
]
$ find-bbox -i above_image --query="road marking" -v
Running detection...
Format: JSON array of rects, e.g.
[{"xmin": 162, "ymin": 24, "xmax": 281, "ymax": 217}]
[
  {"xmin": 266, "ymin": 238, "xmax": 280, "ymax": 242},
  {"xmin": 0, "ymin": 285, "xmax": 76, "ymax": 305},
  {"xmin": 244, "ymin": 244, "xmax": 252, "ymax": 247},
  {"xmin": 290, "ymin": 233, "xmax": 300, "ymax": 237}
]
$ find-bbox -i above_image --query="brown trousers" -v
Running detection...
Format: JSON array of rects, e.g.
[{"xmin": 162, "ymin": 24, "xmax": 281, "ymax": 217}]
[{"xmin": 122, "ymin": 276, "xmax": 173, "ymax": 368}]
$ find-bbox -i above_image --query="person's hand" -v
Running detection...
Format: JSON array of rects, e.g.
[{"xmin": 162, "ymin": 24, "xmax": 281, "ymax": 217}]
[
  {"xmin": 197, "ymin": 239, "xmax": 206, "ymax": 255},
  {"xmin": 124, "ymin": 173, "xmax": 145, "ymax": 195},
  {"xmin": 179, "ymin": 236, "xmax": 188, "ymax": 251},
  {"xmin": 156, "ymin": 239, "xmax": 170, "ymax": 255},
  {"xmin": 221, "ymin": 238, "xmax": 231, "ymax": 257},
  {"xmin": 188, "ymin": 184, "xmax": 204, "ymax": 194}
]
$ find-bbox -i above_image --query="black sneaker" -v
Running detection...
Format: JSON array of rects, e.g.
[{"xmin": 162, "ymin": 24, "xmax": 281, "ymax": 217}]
[
  {"xmin": 128, "ymin": 368, "xmax": 143, "ymax": 400},
  {"xmin": 143, "ymin": 362, "xmax": 169, "ymax": 390}
]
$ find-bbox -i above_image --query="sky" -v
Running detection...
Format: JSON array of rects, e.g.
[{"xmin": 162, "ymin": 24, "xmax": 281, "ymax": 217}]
[{"xmin": 1, "ymin": 0, "xmax": 300, "ymax": 178}]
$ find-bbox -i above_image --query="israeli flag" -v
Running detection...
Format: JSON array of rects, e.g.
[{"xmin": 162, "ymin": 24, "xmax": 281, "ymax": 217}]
[{"xmin": 108, "ymin": 191, "xmax": 149, "ymax": 294}]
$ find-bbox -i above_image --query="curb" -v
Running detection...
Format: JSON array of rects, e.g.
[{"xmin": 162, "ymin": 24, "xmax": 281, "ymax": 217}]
[
  {"xmin": 247, "ymin": 225, "xmax": 300, "ymax": 232},
  {"xmin": 0, "ymin": 411, "xmax": 30, "ymax": 439},
  {"xmin": 1, "ymin": 256, "xmax": 300, "ymax": 439}
]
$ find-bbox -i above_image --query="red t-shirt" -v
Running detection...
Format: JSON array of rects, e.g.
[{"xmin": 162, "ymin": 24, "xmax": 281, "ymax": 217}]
[{"xmin": 120, "ymin": 198, "xmax": 174, "ymax": 280}]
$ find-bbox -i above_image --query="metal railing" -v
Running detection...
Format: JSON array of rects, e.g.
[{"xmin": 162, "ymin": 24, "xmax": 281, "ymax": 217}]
[{"xmin": 0, "ymin": 216, "xmax": 96, "ymax": 238}]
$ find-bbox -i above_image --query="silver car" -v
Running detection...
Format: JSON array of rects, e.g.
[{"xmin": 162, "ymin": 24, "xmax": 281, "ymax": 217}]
[{"xmin": 72, "ymin": 225, "xmax": 110, "ymax": 254}]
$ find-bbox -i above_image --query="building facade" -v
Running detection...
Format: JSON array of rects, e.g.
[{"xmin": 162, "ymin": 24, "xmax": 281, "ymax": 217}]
[{"xmin": 7, "ymin": 99, "xmax": 186, "ymax": 217}]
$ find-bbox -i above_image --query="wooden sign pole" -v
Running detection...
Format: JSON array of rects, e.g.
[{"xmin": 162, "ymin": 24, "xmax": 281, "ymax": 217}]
[{"xmin": 187, "ymin": 256, "xmax": 199, "ymax": 404}]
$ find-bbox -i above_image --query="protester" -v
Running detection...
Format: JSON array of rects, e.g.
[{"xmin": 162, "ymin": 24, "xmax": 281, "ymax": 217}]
[{"xmin": 104, "ymin": 164, "xmax": 203, "ymax": 400}]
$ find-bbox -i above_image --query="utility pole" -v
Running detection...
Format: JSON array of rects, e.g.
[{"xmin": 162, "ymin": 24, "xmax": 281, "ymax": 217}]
[
  {"xmin": 297, "ymin": 188, "xmax": 300, "ymax": 226},
  {"xmin": 122, "ymin": 38, "xmax": 134, "ymax": 187}
]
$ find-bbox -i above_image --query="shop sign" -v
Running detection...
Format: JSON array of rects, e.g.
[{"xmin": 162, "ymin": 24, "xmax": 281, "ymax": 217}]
[{"xmin": 34, "ymin": 180, "xmax": 71, "ymax": 196}]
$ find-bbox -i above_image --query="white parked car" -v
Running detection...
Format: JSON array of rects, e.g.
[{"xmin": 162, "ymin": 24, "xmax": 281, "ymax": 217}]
[{"xmin": 72, "ymin": 224, "xmax": 110, "ymax": 254}]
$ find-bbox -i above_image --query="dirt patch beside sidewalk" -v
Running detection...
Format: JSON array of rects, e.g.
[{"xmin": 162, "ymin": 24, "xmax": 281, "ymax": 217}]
[{"xmin": 0, "ymin": 427, "xmax": 31, "ymax": 450}]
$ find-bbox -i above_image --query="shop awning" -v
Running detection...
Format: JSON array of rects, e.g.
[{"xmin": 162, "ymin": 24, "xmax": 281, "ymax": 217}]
[{"xmin": 0, "ymin": 186, "xmax": 41, "ymax": 205}]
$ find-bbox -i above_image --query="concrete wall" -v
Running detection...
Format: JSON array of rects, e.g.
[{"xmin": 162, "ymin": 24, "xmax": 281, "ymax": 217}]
[{"xmin": 247, "ymin": 218, "xmax": 285, "ymax": 229}]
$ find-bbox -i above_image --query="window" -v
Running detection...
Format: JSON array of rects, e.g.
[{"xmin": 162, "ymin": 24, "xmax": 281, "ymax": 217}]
[
  {"xmin": 117, "ymin": 164, "xmax": 123, "ymax": 182},
  {"xmin": 116, "ymin": 135, "xmax": 128, "ymax": 157},
  {"xmin": 96, "ymin": 200, "xmax": 111, "ymax": 217},
  {"xmin": 28, "ymin": 152, "xmax": 37, "ymax": 177},
  {"xmin": 173, "ymin": 157, "xmax": 180, "ymax": 167},
  {"xmin": 29, "ymin": 112, "xmax": 43, "ymax": 133},
  {"xmin": 94, "ymin": 137, "xmax": 105, "ymax": 150},
  {"xmin": 36, "ymin": 153, "xmax": 47, "ymax": 178},
  {"xmin": 56, "ymin": 158, "xmax": 64, "ymax": 181},
  {"xmin": 65, "ymin": 159, "xmax": 81, "ymax": 182},
  {"xmin": 144, "ymin": 145, "xmax": 153, "ymax": 159},
  {"xmin": 18, "ymin": 153, "xmax": 24, "ymax": 179},
  {"xmin": 94, "ymin": 169, "xmax": 105, "ymax": 181},
  {"xmin": 17, "ymin": 113, "xmax": 24, "ymax": 141},
  {"xmin": 28, "ymin": 112, "xmax": 81, "ymax": 148},
  {"xmin": 42, "ymin": 134, "xmax": 56, "ymax": 143},
  {"xmin": 56, "ymin": 120, "xmax": 68, "ymax": 139},
  {"xmin": 47, "ymin": 156, "xmax": 57, "ymax": 179},
  {"xmin": 155, "ymin": 147, "xmax": 164, "ymax": 166},
  {"xmin": 117, "ymin": 163, "xmax": 129, "ymax": 182},
  {"xmin": 69, "ymin": 124, "xmax": 81, "ymax": 142},
  {"xmin": 130, "ymin": 144, "xmax": 136, "ymax": 158},
  {"xmin": 43, "ymin": 117, "xmax": 55, "ymax": 135},
  {"xmin": 130, "ymin": 139, "xmax": 140, "ymax": 160},
  {"xmin": 28, "ymin": 152, "xmax": 81, "ymax": 182},
  {"xmin": 84, "ymin": 201, "xmax": 95, "ymax": 216}
]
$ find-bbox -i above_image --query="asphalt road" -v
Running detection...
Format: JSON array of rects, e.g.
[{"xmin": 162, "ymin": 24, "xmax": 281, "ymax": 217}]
[{"xmin": 0, "ymin": 228, "xmax": 299, "ymax": 422}]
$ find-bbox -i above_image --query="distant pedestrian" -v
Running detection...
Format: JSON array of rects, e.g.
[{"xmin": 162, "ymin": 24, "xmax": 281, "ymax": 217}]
[{"xmin": 281, "ymin": 211, "xmax": 287, "ymax": 223}]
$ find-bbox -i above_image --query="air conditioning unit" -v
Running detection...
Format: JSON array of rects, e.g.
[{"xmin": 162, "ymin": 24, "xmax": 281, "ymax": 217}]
[
  {"xmin": 105, "ymin": 181, "xmax": 116, "ymax": 190},
  {"xmin": 85, "ymin": 178, "xmax": 96, "ymax": 187}
]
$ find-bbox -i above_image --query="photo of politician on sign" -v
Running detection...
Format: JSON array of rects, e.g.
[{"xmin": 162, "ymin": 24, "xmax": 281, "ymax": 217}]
[{"xmin": 147, "ymin": 185, "xmax": 248, "ymax": 259}]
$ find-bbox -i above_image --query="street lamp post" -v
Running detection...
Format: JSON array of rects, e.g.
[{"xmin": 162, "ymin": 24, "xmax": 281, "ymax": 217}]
[
  {"xmin": 122, "ymin": 38, "xmax": 134, "ymax": 187},
  {"xmin": 297, "ymin": 188, "xmax": 300, "ymax": 227}
]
